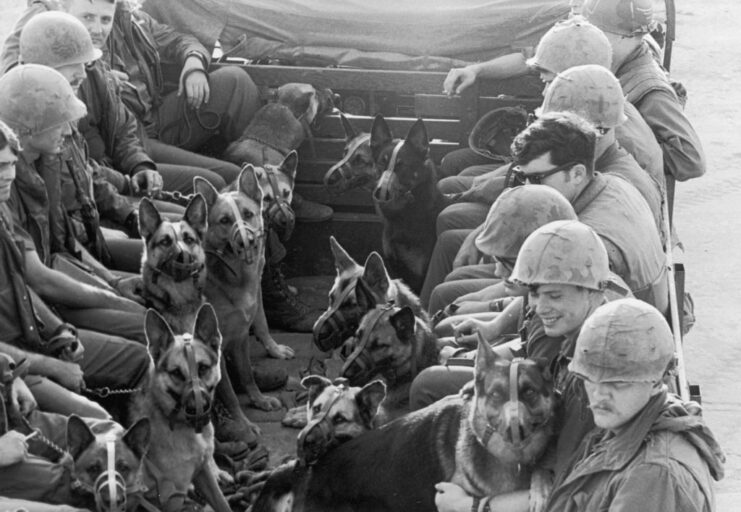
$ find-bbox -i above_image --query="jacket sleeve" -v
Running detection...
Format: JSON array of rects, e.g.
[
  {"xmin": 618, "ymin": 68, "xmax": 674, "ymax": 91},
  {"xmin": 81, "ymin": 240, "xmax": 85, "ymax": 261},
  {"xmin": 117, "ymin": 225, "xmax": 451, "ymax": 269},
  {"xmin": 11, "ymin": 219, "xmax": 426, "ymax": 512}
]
[
  {"xmin": 100, "ymin": 68, "xmax": 157, "ymax": 175},
  {"xmin": 0, "ymin": 2, "xmax": 48, "ymax": 75},
  {"xmin": 635, "ymin": 90, "xmax": 706, "ymax": 182},
  {"xmin": 88, "ymin": 159, "xmax": 136, "ymax": 225},
  {"xmin": 134, "ymin": 9, "xmax": 211, "ymax": 69},
  {"xmin": 609, "ymin": 463, "xmax": 709, "ymax": 512}
]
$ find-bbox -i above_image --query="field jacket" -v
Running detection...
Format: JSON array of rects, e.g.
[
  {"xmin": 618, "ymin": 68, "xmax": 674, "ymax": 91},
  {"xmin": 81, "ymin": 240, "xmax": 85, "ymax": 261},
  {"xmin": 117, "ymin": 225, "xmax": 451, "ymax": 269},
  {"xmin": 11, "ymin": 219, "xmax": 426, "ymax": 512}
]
[{"xmin": 546, "ymin": 390, "xmax": 724, "ymax": 512}]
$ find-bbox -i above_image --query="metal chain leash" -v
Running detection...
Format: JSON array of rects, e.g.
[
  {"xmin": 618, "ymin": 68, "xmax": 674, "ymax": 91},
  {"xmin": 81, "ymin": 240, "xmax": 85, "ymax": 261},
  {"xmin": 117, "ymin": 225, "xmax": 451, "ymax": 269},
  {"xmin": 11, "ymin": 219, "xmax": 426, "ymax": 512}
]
[
  {"xmin": 83, "ymin": 386, "xmax": 141, "ymax": 398},
  {"xmin": 21, "ymin": 416, "xmax": 70, "ymax": 460}
]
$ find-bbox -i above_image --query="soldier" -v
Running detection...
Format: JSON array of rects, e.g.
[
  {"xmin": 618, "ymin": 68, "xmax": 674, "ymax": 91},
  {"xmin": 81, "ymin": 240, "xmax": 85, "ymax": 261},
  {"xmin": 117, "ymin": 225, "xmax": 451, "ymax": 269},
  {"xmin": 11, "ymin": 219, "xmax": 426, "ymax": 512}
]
[{"xmin": 545, "ymin": 298, "xmax": 724, "ymax": 511}]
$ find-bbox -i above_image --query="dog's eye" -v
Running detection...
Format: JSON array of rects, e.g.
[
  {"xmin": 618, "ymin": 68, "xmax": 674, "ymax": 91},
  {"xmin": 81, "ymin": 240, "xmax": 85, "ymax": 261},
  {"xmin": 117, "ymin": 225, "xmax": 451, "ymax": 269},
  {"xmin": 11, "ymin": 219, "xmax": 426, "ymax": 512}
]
[
  {"xmin": 87, "ymin": 463, "xmax": 103, "ymax": 477},
  {"xmin": 220, "ymin": 216, "xmax": 231, "ymax": 225},
  {"xmin": 160, "ymin": 237, "xmax": 172, "ymax": 247},
  {"xmin": 333, "ymin": 415, "xmax": 347, "ymax": 425},
  {"xmin": 182, "ymin": 234, "xmax": 194, "ymax": 244},
  {"xmin": 312, "ymin": 404, "xmax": 322, "ymax": 415},
  {"xmin": 116, "ymin": 461, "xmax": 130, "ymax": 475},
  {"xmin": 198, "ymin": 363, "xmax": 210, "ymax": 376},
  {"xmin": 242, "ymin": 209, "xmax": 253, "ymax": 219},
  {"xmin": 170, "ymin": 368, "xmax": 185, "ymax": 381},
  {"xmin": 522, "ymin": 388, "xmax": 537, "ymax": 401}
]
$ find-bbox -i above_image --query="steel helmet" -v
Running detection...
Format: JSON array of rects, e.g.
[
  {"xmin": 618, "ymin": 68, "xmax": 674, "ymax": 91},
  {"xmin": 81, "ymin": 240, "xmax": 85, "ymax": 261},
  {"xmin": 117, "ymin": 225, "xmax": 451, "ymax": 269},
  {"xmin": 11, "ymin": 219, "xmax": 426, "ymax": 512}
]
[
  {"xmin": 468, "ymin": 106, "xmax": 529, "ymax": 160},
  {"xmin": 583, "ymin": 0, "xmax": 654, "ymax": 37},
  {"xmin": 475, "ymin": 185, "xmax": 577, "ymax": 259},
  {"xmin": 527, "ymin": 17, "xmax": 612, "ymax": 74},
  {"xmin": 19, "ymin": 11, "xmax": 102, "ymax": 68},
  {"xmin": 0, "ymin": 64, "xmax": 87, "ymax": 135},
  {"xmin": 541, "ymin": 64, "xmax": 628, "ymax": 129},
  {"xmin": 510, "ymin": 219, "xmax": 609, "ymax": 291},
  {"xmin": 569, "ymin": 298, "xmax": 674, "ymax": 382}
]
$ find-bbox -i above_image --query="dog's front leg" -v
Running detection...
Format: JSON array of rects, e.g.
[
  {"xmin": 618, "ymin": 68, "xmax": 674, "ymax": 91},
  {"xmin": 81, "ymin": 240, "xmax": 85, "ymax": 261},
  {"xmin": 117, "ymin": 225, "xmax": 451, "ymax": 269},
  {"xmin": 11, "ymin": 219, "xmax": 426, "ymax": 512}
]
[
  {"xmin": 215, "ymin": 359, "xmax": 262, "ymax": 445},
  {"xmin": 229, "ymin": 324, "xmax": 283, "ymax": 411},
  {"xmin": 255, "ymin": 286, "xmax": 296, "ymax": 359},
  {"xmin": 193, "ymin": 462, "xmax": 232, "ymax": 512}
]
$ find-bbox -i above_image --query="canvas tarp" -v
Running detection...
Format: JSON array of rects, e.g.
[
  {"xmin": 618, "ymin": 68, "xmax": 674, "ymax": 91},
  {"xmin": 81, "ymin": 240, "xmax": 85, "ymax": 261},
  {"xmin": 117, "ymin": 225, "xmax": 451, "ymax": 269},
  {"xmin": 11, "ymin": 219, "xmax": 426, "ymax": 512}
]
[{"xmin": 141, "ymin": 0, "xmax": 571, "ymax": 70}]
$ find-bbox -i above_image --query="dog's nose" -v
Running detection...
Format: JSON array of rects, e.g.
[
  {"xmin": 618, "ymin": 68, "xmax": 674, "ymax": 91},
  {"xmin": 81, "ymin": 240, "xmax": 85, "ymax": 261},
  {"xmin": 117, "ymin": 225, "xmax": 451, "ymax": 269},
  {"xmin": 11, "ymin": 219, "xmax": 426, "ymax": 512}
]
[{"xmin": 506, "ymin": 423, "xmax": 526, "ymax": 444}]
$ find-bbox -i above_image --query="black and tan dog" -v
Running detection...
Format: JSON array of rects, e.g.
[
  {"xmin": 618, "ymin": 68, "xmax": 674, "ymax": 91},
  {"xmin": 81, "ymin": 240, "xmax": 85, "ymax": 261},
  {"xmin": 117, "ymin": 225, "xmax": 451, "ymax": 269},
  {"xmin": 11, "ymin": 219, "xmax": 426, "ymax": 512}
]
[
  {"xmin": 252, "ymin": 151, "xmax": 299, "ymax": 242},
  {"xmin": 195, "ymin": 167, "xmax": 291, "ymax": 416},
  {"xmin": 66, "ymin": 415, "xmax": 151, "ymax": 512},
  {"xmin": 130, "ymin": 304, "xmax": 231, "ymax": 512},
  {"xmin": 138, "ymin": 194, "xmax": 208, "ymax": 335},
  {"xmin": 223, "ymin": 83, "xmax": 335, "ymax": 167},
  {"xmin": 370, "ymin": 115, "xmax": 449, "ymax": 293},
  {"xmin": 252, "ymin": 376, "xmax": 386, "ymax": 512},
  {"xmin": 303, "ymin": 340, "xmax": 557, "ymax": 512},
  {"xmin": 340, "ymin": 303, "xmax": 438, "ymax": 424},
  {"xmin": 312, "ymin": 235, "xmax": 427, "ymax": 355},
  {"xmin": 323, "ymin": 113, "xmax": 375, "ymax": 193}
]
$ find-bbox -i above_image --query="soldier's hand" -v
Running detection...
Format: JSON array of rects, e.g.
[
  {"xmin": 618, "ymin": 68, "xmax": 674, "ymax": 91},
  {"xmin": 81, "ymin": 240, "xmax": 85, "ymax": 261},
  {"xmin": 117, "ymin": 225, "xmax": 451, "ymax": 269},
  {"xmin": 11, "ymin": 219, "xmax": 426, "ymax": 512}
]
[
  {"xmin": 50, "ymin": 360, "xmax": 85, "ymax": 393},
  {"xmin": 131, "ymin": 169, "xmax": 164, "ymax": 197},
  {"xmin": 179, "ymin": 56, "xmax": 210, "ymax": 110},
  {"xmin": 0, "ymin": 431, "xmax": 29, "ymax": 467},
  {"xmin": 114, "ymin": 276, "xmax": 146, "ymax": 305},
  {"xmin": 11, "ymin": 377, "xmax": 37, "ymax": 417},
  {"xmin": 443, "ymin": 67, "xmax": 477, "ymax": 97},
  {"xmin": 434, "ymin": 482, "xmax": 474, "ymax": 512}
]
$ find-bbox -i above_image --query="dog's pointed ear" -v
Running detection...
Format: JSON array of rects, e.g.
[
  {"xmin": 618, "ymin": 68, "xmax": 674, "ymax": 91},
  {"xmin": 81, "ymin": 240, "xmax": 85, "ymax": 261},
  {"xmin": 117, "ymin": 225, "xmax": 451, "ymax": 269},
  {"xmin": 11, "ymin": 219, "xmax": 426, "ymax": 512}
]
[
  {"xmin": 475, "ymin": 333, "xmax": 498, "ymax": 380},
  {"xmin": 356, "ymin": 379, "xmax": 387, "ymax": 428},
  {"xmin": 340, "ymin": 113, "xmax": 358, "ymax": 140},
  {"xmin": 144, "ymin": 308, "xmax": 176, "ymax": 363},
  {"xmin": 301, "ymin": 375, "xmax": 333, "ymax": 406},
  {"xmin": 123, "ymin": 417, "xmax": 151, "ymax": 460},
  {"xmin": 405, "ymin": 118, "xmax": 429, "ymax": 156},
  {"xmin": 355, "ymin": 277, "xmax": 380, "ymax": 311},
  {"xmin": 361, "ymin": 252, "xmax": 390, "ymax": 298},
  {"xmin": 280, "ymin": 151, "xmax": 299, "ymax": 183},
  {"xmin": 390, "ymin": 306, "xmax": 416, "ymax": 341},
  {"xmin": 370, "ymin": 114, "xmax": 393, "ymax": 162},
  {"xmin": 329, "ymin": 236, "xmax": 358, "ymax": 273},
  {"xmin": 183, "ymin": 193, "xmax": 208, "ymax": 239},
  {"xmin": 194, "ymin": 177, "xmax": 220, "ymax": 209},
  {"xmin": 238, "ymin": 164, "xmax": 265, "ymax": 205},
  {"xmin": 194, "ymin": 303, "xmax": 222, "ymax": 354},
  {"xmin": 138, "ymin": 197, "xmax": 162, "ymax": 242},
  {"xmin": 66, "ymin": 414, "xmax": 96, "ymax": 461}
]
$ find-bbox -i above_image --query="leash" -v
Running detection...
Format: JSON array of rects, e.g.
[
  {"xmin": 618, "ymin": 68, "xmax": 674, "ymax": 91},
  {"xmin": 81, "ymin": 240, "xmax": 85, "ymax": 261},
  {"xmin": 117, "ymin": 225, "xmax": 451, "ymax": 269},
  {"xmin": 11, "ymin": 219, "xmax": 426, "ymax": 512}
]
[{"xmin": 158, "ymin": 95, "xmax": 221, "ymax": 149}]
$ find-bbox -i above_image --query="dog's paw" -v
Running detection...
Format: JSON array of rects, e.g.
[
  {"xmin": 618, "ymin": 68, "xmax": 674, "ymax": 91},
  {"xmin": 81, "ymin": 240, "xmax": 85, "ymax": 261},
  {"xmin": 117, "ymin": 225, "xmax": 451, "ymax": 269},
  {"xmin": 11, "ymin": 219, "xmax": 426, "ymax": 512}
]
[
  {"xmin": 251, "ymin": 394, "xmax": 283, "ymax": 411},
  {"xmin": 281, "ymin": 405, "xmax": 308, "ymax": 429},
  {"xmin": 217, "ymin": 467, "xmax": 235, "ymax": 486},
  {"xmin": 265, "ymin": 341, "xmax": 296, "ymax": 360},
  {"xmin": 529, "ymin": 467, "xmax": 554, "ymax": 512}
]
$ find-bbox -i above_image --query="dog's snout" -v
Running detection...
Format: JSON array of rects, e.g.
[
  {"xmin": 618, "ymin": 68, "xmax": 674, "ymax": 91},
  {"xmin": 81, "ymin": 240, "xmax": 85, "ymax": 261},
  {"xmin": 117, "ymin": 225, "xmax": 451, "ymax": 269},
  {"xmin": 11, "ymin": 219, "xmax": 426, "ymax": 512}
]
[
  {"xmin": 340, "ymin": 338, "xmax": 355, "ymax": 360},
  {"xmin": 373, "ymin": 184, "xmax": 389, "ymax": 202}
]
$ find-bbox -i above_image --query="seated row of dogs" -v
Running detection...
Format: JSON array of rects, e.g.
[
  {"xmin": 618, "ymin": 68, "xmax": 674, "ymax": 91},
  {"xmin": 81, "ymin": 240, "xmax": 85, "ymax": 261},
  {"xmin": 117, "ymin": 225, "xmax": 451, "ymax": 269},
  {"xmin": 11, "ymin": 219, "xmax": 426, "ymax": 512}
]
[{"xmin": 2, "ymin": 88, "xmax": 558, "ymax": 511}]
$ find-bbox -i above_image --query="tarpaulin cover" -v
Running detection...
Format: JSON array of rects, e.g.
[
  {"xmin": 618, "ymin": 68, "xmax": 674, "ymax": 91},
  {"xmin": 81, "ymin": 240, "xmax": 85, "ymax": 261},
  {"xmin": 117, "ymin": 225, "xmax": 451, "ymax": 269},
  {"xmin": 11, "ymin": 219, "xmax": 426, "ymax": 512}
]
[{"xmin": 142, "ymin": 0, "xmax": 571, "ymax": 70}]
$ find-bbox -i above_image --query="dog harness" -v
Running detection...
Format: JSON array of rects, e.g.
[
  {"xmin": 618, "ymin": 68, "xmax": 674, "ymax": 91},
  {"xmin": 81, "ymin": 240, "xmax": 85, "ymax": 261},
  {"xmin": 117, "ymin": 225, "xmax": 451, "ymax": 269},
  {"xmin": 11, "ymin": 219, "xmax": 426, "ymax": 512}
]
[
  {"xmin": 342, "ymin": 304, "xmax": 421, "ymax": 385},
  {"xmin": 374, "ymin": 141, "xmax": 415, "ymax": 209},
  {"xmin": 323, "ymin": 133, "xmax": 372, "ymax": 188},
  {"xmin": 297, "ymin": 378, "xmax": 351, "ymax": 465}
]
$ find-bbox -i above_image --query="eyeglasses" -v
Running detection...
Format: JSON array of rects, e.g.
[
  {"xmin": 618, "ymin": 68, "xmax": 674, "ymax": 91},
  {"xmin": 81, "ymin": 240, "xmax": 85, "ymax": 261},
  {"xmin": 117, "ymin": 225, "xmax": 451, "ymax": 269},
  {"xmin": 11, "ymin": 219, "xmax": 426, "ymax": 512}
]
[{"xmin": 506, "ymin": 161, "xmax": 579, "ymax": 187}]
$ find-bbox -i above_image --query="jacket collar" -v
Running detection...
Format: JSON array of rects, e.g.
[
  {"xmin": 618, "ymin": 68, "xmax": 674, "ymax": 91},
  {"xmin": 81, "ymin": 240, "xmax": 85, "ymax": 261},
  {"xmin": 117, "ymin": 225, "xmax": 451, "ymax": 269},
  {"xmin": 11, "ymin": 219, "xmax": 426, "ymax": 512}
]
[{"xmin": 570, "ymin": 172, "xmax": 608, "ymax": 216}]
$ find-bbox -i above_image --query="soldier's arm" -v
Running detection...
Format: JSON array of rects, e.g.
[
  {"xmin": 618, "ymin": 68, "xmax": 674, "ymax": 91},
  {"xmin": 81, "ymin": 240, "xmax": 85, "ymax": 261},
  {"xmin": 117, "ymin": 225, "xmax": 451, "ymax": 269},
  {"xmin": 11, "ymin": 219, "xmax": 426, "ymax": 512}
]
[{"xmin": 635, "ymin": 90, "xmax": 706, "ymax": 181}]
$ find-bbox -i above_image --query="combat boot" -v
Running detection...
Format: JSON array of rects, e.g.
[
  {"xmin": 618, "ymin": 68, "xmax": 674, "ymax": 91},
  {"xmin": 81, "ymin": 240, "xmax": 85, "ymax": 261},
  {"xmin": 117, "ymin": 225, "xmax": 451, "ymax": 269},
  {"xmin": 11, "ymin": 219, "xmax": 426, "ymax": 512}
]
[
  {"xmin": 261, "ymin": 263, "xmax": 320, "ymax": 332},
  {"xmin": 292, "ymin": 193, "xmax": 333, "ymax": 223}
]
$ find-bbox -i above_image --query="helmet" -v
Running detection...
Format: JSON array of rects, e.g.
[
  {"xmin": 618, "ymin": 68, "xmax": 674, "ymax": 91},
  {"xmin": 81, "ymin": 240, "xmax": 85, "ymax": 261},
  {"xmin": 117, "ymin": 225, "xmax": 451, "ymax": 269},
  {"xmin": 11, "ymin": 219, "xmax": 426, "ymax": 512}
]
[
  {"xmin": 583, "ymin": 0, "xmax": 654, "ymax": 37},
  {"xmin": 510, "ymin": 219, "xmax": 609, "ymax": 291},
  {"xmin": 468, "ymin": 106, "xmax": 529, "ymax": 160},
  {"xmin": 527, "ymin": 16, "xmax": 612, "ymax": 73},
  {"xmin": 475, "ymin": 185, "xmax": 577, "ymax": 259},
  {"xmin": 569, "ymin": 298, "xmax": 674, "ymax": 382},
  {"xmin": 541, "ymin": 64, "xmax": 628, "ymax": 129},
  {"xmin": 19, "ymin": 11, "xmax": 102, "ymax": 68},
  {"xmin": 0, "ymin": 64, "xmax": 87, "ymax": 135}
]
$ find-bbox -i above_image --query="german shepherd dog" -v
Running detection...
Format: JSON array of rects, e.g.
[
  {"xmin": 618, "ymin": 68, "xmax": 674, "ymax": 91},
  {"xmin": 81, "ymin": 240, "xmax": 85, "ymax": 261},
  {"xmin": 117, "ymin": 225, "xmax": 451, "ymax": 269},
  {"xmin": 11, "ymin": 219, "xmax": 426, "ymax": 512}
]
[
  {"xmin": 323, "ymin": 113, "xmax": 375, "ymax": 193},
  {"xmin": 66, "ymin": 415, "xmax": 151, "ymax": 512},
  {"xmin": 252, "ymin": 376, "xmax": 386, "ymax": 512},
  {"xmin": 138, "ymin": 194, "xmax": 208, "ymax": 335},
  {"xmin": 194, "ymin": 167, "xmax": 289, "ymax": 411},
  {"xmin": 370, "ymin": 115, "xmax": 448, "ymax": 293},
  {"xmin": 252, "ymin": 151, "xmax": 299, "ymax": 242},
  {"xmin": 131, "ymin": 305, "xmax": 231, "ymax": 512},
  {"xmin": 340, "ymin": 303, "xmax": 438, "ymax": 424},
  {"xmin": 223, "ymin": 83, "xmax": 335, "ymax": 167},
  {"xmin": 312, "ymin": 236, "xmax": 427, "ymax": 354},
  {"xmin": 303, "ymin": 339, "xmax": 557, "ymax": 512}
]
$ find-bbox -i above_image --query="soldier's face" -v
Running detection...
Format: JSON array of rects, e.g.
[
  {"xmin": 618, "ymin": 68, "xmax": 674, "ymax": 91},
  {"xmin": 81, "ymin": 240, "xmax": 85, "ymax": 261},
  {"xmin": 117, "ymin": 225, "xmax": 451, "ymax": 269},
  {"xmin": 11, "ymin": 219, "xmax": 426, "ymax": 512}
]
[
  {"xmin": 0, "ymin": 147, "xmax": 17, "ymax": 202},
  {"xmin": 66, "ymin": 0, "xmax": 117, "ymax": 49},
  {"xmin": 25, "ymin": 123, "xmax": 72, "ymax": 156},
  {"xmin": 56, "ymin": 62, "xmax": 87, "ymax": 93},
  {"xmin": 584, "ymin": 379, "xmax": 656, "ymax": 432},
  {"xmin": 529, "ymin": 283, "xmax": 595, "ymax": 337}
]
